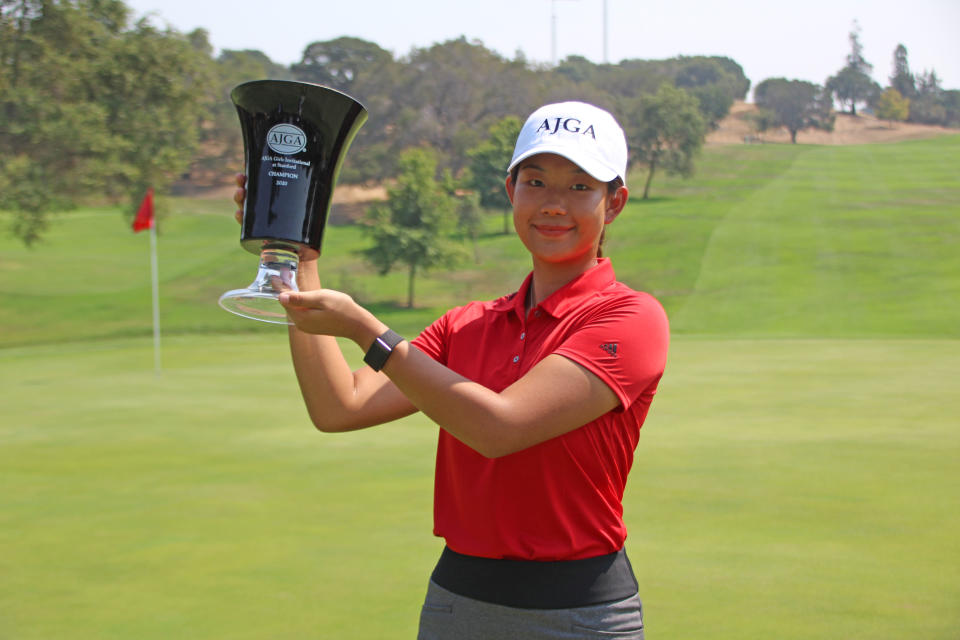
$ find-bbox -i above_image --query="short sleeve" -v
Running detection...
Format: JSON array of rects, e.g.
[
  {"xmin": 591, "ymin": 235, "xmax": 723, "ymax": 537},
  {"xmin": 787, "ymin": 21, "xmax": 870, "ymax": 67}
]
[
  {"xmin": 552, "ymin": 292, "xmax": 669, "ymax": 411},
  {"xmin": 411, "ymin": 309, "xmax": 452, "ymax": 365}
]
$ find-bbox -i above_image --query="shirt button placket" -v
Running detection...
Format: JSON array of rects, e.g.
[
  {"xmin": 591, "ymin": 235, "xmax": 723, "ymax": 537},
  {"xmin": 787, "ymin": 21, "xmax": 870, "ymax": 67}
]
[{"xmin": 513, "ymin": 329, "xmax": 525, "ymax": 366}]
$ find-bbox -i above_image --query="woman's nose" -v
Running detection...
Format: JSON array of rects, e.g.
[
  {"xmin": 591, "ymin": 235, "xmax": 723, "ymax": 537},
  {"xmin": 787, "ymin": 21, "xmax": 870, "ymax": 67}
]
[{"xmin": 541, "ymin": 191, "xmax": 567, "ymax": 216}]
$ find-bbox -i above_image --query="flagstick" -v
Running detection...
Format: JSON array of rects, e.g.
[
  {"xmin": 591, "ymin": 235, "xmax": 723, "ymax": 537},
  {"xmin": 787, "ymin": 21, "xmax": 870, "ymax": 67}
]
[{"xmin": 149, "ymin": 222, "xmax": 162, "ymax": 375}]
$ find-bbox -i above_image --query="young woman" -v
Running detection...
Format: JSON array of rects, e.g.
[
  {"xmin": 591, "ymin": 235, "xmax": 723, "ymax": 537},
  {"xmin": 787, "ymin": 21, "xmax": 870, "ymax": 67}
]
[{"xmin": 234, "ymin": 101, "xmax": 669, "ymax": 639}]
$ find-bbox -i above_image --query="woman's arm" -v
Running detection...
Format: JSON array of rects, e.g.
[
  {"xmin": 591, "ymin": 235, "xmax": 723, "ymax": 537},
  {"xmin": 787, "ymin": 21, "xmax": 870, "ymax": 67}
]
[
  {"xmin": 233, "ymin": 174, "xmax": 416, "ymax": 432},
  {"xmin": 385, "ymin": 343, "xmax": 619, "ymax": 458},
  {"xmin": 284, "ymin": 259, "xmax": 418, "ymax": 432},
  {"xmin": 280, "ymin": 288, "xmax": 619, "ymax": 458}
]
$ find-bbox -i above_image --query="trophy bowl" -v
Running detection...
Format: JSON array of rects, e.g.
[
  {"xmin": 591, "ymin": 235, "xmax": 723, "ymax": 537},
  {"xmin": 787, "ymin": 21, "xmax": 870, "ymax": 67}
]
[{"xmin": 219, "ymin": 80, "xmax": 367, "ymax": 324}]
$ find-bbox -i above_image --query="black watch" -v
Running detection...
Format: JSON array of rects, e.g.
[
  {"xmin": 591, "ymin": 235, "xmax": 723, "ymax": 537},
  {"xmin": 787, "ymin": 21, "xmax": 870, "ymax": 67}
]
[{"xmin": 363, "ymin": 329, "xmax": 404, "ymax": 372}]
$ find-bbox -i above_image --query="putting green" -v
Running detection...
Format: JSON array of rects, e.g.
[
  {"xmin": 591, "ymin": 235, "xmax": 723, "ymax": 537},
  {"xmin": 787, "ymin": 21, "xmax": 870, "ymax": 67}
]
[{"xmin": 1, "ymin": 334, "xmax": 957, "ymax": 638}]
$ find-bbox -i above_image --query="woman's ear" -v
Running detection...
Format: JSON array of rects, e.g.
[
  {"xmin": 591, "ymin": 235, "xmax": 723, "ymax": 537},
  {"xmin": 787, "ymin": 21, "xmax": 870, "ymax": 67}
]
[
  {"xmin": 504, "ymin": 174, "xmax": 516, "ymax": 205},
  {"xmin": 604, "ymin": 185, "xmax": 629, "ymax": 224}
]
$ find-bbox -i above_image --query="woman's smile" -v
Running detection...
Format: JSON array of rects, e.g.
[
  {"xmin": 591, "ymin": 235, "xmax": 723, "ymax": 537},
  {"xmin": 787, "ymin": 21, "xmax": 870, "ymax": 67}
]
[{"xmin": 532, "ymin": 223, "xmax": 574, "ymax": 237}]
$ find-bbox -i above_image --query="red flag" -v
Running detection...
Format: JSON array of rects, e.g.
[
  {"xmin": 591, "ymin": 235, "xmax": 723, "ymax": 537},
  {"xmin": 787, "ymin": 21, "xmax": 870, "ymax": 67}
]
[{"xmin": 132, "ymin": 188, "xmax": 154, "ymax": 233}]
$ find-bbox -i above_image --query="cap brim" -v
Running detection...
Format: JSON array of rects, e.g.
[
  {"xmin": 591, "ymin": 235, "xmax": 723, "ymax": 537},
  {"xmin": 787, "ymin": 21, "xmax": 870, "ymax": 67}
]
[{"xmin": 508, "ymin": 145, "xmax": 620, "ymax": 183}]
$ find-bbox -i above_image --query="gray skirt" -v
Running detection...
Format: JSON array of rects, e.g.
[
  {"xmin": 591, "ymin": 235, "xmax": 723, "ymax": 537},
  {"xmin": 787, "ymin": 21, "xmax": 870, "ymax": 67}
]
[{"xmin": 417, "ymin": 580, "xmax": 645, "ymax": 640}]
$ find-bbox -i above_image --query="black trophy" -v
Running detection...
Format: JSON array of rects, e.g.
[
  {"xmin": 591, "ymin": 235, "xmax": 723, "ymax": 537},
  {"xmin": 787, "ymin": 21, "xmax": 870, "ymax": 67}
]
[{"xmin": 219, "ymin": 80, "xmax": 368, "ymax": 324}]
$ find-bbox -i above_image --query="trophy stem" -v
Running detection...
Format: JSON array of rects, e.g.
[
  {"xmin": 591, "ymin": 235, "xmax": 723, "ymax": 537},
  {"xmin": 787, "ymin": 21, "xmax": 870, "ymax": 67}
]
[{"xmin": 218, "ymin": 244, "xmax": 300, "ymax": 324}]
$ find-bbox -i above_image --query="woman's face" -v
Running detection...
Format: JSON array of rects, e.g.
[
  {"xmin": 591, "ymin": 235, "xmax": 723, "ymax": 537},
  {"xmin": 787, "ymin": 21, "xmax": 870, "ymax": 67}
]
[{"xmin": 506, "ymin": 153, "xmax": 626, "ymax": 268}]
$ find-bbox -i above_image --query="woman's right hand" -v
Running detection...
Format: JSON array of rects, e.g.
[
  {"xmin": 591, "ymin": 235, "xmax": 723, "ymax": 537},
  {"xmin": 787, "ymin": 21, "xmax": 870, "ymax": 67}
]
[{"xmin": 233, "ymin": 173, "xmax": 246, "ymax": 224}]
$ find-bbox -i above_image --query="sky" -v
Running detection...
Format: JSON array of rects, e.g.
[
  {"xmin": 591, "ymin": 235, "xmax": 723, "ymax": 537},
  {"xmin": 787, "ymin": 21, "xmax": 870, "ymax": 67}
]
[{"xmin": 124, "ymin": 0, "xmax": 960, "ymax": 97}]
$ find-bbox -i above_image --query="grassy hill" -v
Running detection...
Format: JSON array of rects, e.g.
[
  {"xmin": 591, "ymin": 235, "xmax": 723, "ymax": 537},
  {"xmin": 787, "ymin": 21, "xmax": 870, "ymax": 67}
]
[
  {"xmin": 613, "ymin": 136, "xmax": 960, "ymax": 337},
  {"xmin": 1, "ymin": 135, "xmax": 958, "ymax": 347},
  {"xmin": 2, "ymin": 136, "xmax": 959, "ymax": 639}
]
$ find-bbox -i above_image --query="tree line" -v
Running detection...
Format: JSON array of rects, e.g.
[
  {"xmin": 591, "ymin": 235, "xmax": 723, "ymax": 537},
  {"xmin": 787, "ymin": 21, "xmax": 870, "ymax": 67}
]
[
  {"xmin": 2, "ymin": 3, "xmax": 957, "ymax": 304},
  {"xmin": 2, "ymin": 0, "xmax": 749, "ymax": 247},
  {"xmin": 752, "ymin": 21, "xmax": 959, "ymax": 143}
]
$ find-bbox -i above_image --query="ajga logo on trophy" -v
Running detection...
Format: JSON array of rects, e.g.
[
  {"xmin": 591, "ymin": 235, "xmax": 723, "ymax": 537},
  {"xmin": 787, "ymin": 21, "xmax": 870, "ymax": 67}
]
[{"xmin": 266, "ymin": 123, "xmax": 308, "ymax": 155}]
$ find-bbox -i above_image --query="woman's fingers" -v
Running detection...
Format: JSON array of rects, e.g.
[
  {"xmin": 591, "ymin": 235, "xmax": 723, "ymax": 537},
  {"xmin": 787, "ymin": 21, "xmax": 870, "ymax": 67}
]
[{"xmin": 234, "ymin": 173, "xmax": 246, "ymax": 223}]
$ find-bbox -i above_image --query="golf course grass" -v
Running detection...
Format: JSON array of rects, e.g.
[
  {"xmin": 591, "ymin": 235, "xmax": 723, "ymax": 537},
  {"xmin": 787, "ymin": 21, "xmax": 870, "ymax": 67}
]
[{"xmin": 1, "ymin": 135, "xmax": 958, "ymax": 638}]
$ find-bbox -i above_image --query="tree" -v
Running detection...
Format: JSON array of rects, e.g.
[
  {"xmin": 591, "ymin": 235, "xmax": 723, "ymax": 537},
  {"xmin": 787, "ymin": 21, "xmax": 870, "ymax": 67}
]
[
  {"xmin": 625, "ymin": 84, "xmax": 706, "ymax": 199},
  {"xmin": 291, "ymin": 37, "xmax": 400, "ymax": 184},
  {"xmin": 555, "ymin": 55, "xmax": 603, "ymax": 85},
  {"xmin": 942, "ymin": 90, "xmax": 960, "ymax": 128},
  {"xmin": 101, "ymin": 21, "xmax": 216, "ymax": 203},
  {"xmin": 916, "ymin": 69, "xmax": 942, "ymax": 95},
  {"xmin": 1, "ymin": 0, "xmax": 126, "ymax": 243},
  {"xmin": 673, "ymin": 56, "xmax": 749, "ymax": 128},
  {"xmin": 754, "ymin": 78, "xmax": 835, "ymax": 143},
  {"xmin": 455, "ymin": 190, "xmax": 484, "ymax": 264},
  {"xmin": 392, "ymin": 38, "xmax": 541, "ymax": 176},
  {"xmin": 743, "ymin": 107, "xmax": 780, "ymax": 141},
  {"xmin": 889, "ymin": 44, "xmax": 916, "ymax": 99},
  {"xmin": 465, "ymin": 115, "xmax": 521, "ymax": 233},
  {"xmin": 291, "ymin": 36, "xmax": 393, "ymax": 95},
  {"xmin": 0, "ymin": 0, "xmax": 213, "ymax": 245},
  {"xmin": 826, "ymin": 66, "xmax": 880, "ymax": 116},
  {"xmin": 555, "ymin": 54, "xmax": 749, "ymax": 129},
  {"xmin": 826, "ymin": 21, "xmax": 880, "ymax": 115},
  {"xmin": 362, "ymin": 148, "xmax": 462, "ymax": 308},
  {"xmin": 907, "ymin": 70, "xmax": 960, "ymax": 127},
  {"xmin": 845, "ymin": 20, "xmax": 871, "ymax": 74},
  {"xmin": 196, "ymin": 48, "xmax": 293, "ymax": 178},
  {"xmin": 683, "ymin": 83, "xmax": 734, "ymax": 130},
  {"xmin": 875, "ymin": 88, "xmax": 910, "ymax": 127}
]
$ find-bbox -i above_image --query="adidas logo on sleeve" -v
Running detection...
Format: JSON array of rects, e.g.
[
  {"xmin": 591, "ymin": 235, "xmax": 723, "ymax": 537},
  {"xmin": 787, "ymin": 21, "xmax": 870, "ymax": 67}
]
[{"xmin": 599, "ymin": 342, "xmax": 619, "ymax": 357}]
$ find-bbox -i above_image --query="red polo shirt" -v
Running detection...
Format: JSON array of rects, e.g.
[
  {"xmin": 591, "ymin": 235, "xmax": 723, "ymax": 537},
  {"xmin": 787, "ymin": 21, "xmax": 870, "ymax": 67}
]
[{"xmin": 412, "ymin": 259, "xmax": 669, "ymax": 561}]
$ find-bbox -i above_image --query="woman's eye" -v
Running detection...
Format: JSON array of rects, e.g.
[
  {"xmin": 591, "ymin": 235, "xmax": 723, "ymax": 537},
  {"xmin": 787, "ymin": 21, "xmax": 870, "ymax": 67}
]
[
  {"xmin": 528, "ymin": 178, "xmax": 544, "ymax": 187},
  {"xmin": 571, "ymin": 183, "xmax": 590, "ymax": 191}
]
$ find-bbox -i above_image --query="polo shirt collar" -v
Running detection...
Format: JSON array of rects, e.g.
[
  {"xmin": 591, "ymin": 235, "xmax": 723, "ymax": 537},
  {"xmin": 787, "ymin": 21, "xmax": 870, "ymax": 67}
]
[{"xmin": 497, "ymin": 258, "xmax": 617, "ymax": 319}]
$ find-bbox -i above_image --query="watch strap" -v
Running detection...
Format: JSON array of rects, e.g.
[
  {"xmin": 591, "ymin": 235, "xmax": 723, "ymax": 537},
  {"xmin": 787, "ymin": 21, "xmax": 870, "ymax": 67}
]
[{"xmin": 363, "ymin": 329, "xmax": 404, "ymax": 372}]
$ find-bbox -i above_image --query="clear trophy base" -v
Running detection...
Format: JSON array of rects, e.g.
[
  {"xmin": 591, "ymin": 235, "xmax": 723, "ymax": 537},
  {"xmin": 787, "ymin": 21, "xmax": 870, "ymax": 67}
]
[{"xmin": 218, "ymin": 245, "xmax": 299, "ymax": 325}]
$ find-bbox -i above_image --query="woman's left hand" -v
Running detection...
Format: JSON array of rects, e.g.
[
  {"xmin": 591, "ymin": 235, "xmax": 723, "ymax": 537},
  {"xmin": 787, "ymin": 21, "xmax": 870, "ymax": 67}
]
[{"xmin": 279, "ymin": 289, "xmax": 385, "ymax": 347}]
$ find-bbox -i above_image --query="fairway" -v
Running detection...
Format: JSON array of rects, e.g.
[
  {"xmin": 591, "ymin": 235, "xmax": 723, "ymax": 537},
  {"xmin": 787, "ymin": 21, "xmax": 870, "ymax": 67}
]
[
  {"xmin": 2, "ymin": 335, "xmax": 958, "ymax": 638},
  {"xmin": 2, "ymin": 136, "xmax": 959, "ymax": 638},
  {"xmin": 0, "ymin": 335, "xmax": 439, "ymax": 638}
]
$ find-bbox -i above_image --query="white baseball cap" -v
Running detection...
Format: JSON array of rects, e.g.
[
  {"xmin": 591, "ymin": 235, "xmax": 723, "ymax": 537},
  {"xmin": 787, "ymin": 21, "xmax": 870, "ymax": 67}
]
[{"xmin": 508, "ymin": 101, "xmax": 628, "ymax": 185}]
